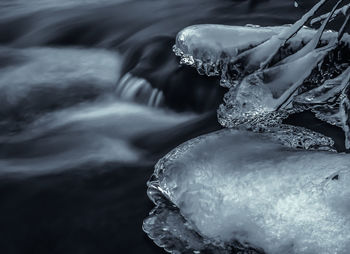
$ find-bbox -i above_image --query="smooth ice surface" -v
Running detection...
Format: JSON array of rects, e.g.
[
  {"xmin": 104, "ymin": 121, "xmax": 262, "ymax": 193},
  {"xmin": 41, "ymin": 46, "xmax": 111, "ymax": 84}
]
[
  {"xmin": 175, "ymin": 25, "xmax": 283, "ymax": 63},
  {"xmin": 174, "ymin": 24, "xmax": 343, "ymax": 69},
  {"xmin": 148, "ymin": 129, "xmax": 350, "ymax": 254}
]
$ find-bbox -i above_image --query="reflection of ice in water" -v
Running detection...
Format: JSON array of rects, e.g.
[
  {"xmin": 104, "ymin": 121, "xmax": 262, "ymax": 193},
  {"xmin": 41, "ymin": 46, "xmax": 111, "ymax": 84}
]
[
  {"xmin": 145, "ymin": 1, "xmax": 350, "ymax": 253},
  {"xmin": 145, "ymin": 129, "xmax": 350, "ymax": 254}
]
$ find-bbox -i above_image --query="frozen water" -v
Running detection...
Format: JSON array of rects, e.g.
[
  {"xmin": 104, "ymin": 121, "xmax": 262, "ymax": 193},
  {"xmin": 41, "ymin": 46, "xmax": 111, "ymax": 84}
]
[
  {"xmin": 145, "ymin": 2, "xmax": 350, "ymax": 253},
  {"xmin": 173, "ymin": 11, "xmax": 350, "ymax": 150},
  {"xmin": 174, "ymin": 24, "xmax": 282, "ymax": 68},
  {"xmin": 218, "ymin": 44, "xmax": 334, "ymax": 122},
  {"xmin": 145, "ymin": 129, "xmax": 350, "ymax": 254},
  {"xmin": 174, "ymin": 0, "xmax": 331, "ymax": 79},
  {"xmin": 174, "ymin": 24, "xmax": 344, "ymax": 85}
]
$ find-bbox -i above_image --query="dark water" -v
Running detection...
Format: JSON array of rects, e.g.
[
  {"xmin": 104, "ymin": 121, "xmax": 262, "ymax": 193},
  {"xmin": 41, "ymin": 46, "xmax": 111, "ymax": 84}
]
[{"xmin": 0, "ymin": 0, "xmax": 340, "ymax": 253}]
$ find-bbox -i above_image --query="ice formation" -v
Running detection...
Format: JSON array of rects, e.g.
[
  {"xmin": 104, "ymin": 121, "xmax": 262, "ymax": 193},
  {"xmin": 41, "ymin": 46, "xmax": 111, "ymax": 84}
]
[
  {"xmin": 173, "ymin": 0, "xmax": 350, "ymax": 150},
  {"xmin": 145, "ymin": 1, "xmax": 350, "ymax": 253},
  {"xmin": 144, "ymin": 129, "xmax": 350, "ymax": 254}
]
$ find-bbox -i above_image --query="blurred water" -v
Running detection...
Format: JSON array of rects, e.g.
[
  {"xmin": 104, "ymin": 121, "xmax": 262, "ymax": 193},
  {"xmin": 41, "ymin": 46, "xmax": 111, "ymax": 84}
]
[{"xmin": 0, "ymin": 0, "xmax": 308, "ymax": 176}]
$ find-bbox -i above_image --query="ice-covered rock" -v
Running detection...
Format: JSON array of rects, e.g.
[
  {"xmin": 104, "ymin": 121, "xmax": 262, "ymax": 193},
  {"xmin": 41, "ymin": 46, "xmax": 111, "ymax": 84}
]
[
  {"xmin": 173, "ymin": 2, "xmax": 350, "ymax": 150},
  {"xmin": 144, "ymin": 129, "xmax": 350, "ymax": 254},
  {"xmin": 144, "ymin": 2, "xmax": 350, "ymax": 253},
  {"xmin": 174, "ymin": 24, "xmax": 330, "ymax": 80}
]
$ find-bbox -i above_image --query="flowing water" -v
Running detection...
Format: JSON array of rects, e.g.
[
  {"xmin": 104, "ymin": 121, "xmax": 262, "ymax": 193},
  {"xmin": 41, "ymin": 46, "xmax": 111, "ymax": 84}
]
[{"xmin": 0, "ymin": 0, "xmax": 344, "ymax": 253}]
